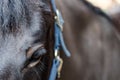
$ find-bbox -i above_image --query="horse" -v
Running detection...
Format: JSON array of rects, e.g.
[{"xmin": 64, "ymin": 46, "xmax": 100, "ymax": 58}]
[
  {"xmin": 0, "ymin": 0, "xmax": 54, "ymax": 80},
  {"xmin": 55, "ymin": 0, "xmax": 120, "ymax": 80},
  {"xmin": 1, "ymin": 0, "xmax": 120, "ymax": 80}
]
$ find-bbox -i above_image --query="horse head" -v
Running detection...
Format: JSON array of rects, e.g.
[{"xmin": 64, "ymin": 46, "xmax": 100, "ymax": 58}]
[{"xmin": 0, "ymin": 0, "xmax": 54, "ymax": 80}]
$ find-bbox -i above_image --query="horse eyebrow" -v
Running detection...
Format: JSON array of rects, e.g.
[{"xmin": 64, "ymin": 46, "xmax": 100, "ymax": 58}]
[{"xmin": 31, "ymin": 29, "xmax": 46, "ymax": 46}]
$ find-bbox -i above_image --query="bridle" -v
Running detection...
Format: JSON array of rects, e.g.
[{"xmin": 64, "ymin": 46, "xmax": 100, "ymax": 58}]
[{"xmin": 49, "ymin": 0, "xmax": 71, "ymax": 80}]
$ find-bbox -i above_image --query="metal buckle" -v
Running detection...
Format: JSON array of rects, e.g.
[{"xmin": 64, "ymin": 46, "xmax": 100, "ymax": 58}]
[
  {"xmin": 54, "ymin": 49, "xmax": 63, "ymax": 79},
  {"xmin": 57, "ymin": 56, "xmax": 63, "ymax": 78},
  {"xmin": 55, "ymin": 9, "xmax": 64, "ymax": 31}
]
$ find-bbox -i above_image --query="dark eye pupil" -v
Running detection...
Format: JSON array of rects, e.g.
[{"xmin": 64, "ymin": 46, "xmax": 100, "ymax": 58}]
[{"xmin": 32, "ymin": 48, "xmax": 46, "ymax": 59}]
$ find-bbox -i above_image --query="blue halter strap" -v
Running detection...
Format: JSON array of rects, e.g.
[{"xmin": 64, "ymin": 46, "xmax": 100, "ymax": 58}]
[{"xmin": 49, "ymin": 0, "xmax": 71, "ymax": 80}]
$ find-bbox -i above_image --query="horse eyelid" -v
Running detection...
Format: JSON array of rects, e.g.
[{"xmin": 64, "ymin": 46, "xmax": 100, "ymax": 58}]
[{"xmin": 26, "ymin": 44, "xmax": 45, "ymax": 59}]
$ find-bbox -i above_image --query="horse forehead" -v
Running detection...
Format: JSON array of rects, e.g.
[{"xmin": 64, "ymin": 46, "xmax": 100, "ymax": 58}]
[
  {"xmin": 29, "ymin": 0, "xmax": 42, "ymax": 5},
  {"xmin": 30, "ymin": 0, "xmax": 40, "ymax": 3},
  {"xmin": 0, "ymin": 33, "xmax": 33, "ymax": 51}
]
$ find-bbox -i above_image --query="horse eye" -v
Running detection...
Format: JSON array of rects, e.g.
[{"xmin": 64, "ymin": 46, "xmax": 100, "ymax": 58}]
[
  {"xmin": 31, "ymin": 47, "xmax": 46, "ymax": 59},
  {"xmin": 22, "ymin": 45, "xmax": 46, "ymax": 70},
  {"xmin": 26, "ymin": 44, "xmax": 45, "ymax": 59}
]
